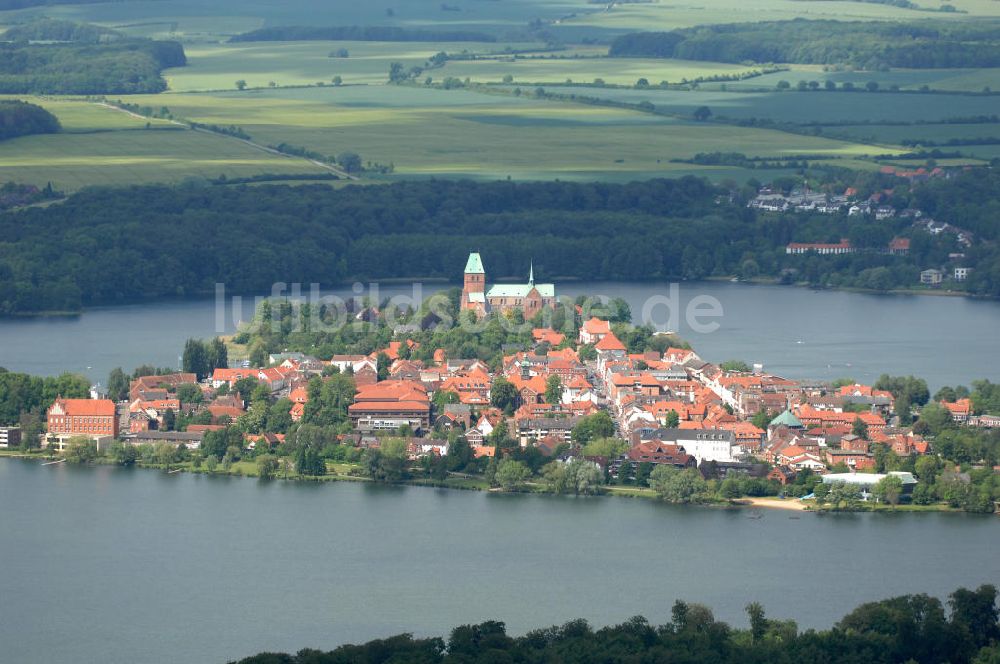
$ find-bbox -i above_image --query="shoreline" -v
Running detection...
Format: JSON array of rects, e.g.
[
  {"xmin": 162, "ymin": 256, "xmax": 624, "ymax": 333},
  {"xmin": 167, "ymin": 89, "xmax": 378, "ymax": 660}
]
[
  {"xmin": 0, "ymin": 454, "xmax": 973, "ymax": 515},
  {"xmin": 736, "ymin": 497, "xmax": 809, "ymax": 511},
  {"xmin": 1, "ymin": 276, "xmax": 992, "ymax": 320}
]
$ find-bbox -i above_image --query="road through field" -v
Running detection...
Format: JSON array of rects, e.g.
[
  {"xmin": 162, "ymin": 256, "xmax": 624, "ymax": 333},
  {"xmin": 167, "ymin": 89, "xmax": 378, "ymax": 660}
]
[{"xmin": 95, "ymin": 101, "xmax": 356, "ymax": 180}]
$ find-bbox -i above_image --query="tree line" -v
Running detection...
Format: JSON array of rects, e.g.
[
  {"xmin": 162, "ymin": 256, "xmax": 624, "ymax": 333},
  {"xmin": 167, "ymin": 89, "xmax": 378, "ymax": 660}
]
[
  {"xmin": 1, "ymin": 170, "xmax": 999, "ymax": 316},
  {"xmin": 0, "ymin": 39, "xmax": 186, "ymax": 94},
  {"xmin": 609, "ymin": 20, "xmax": 1000, "ymax": 69},
  {"xmin": 229, "ymin": 26, "xmax": 496, "ymax": 43},
  {"xmin": 0, "ymin": 101, "xmax": 60, "ymax": 142},
  {"xmin": 2, "ymin": 18, "xmax": 123, "ymax": 43},
  {"xmin": 232, "ymin": 585, "xmax": 1000, "ymax": 664}
]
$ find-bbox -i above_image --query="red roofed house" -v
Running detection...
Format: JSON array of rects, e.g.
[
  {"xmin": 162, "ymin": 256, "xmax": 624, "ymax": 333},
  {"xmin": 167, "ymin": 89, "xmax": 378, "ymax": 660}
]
[
  {"xmin": 610, "ymin": 442, "xmax": 695, "ymax": 479},
  {"xmin": 47, "ymin": 397, "xmax": 119, "ymax": 449},
  {"xmin": 943, "ymin": 398, "xmax": 972, "ymax": 423},
  {"xmin": 211, "ymin": 368, "xmax": 258, "ymax": 389},
  {"xmin": 578, "ymin": 317, "xmax": 611, "ymax": 345},
  {"xmin": 533, "ymin": 328, "xmax": 566, "ymax": 347},
  {"xmin": 595, "ymin": 333, "xmax": 627, "ymax": 372},
  {"xmin": 888, "ymin": 237, "xmax": 910, "ymax": 256}
]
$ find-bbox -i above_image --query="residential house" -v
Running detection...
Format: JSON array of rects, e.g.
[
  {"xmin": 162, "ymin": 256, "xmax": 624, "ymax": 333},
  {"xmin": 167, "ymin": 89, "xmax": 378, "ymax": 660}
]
[
  {"xmin": 920, "ymin": 269, "xmax": 943, "ymax": 286},
  {"xmin": 942, "ymin": 398, "xmax": 972, "ymax": 423},
  {"xmin": 578, "ymin": 317, "xmax": 611, "ymax": 345}
]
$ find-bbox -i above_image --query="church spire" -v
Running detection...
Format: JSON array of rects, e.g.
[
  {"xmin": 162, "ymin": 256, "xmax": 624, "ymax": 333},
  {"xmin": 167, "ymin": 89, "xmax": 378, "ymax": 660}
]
[{"xmin": 528, "ymin": 260, "xmax": 534, "ymax": 285}]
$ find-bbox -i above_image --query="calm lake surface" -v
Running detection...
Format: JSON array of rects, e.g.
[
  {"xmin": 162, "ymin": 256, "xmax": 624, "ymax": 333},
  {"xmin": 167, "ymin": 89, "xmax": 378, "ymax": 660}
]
[
  {"xmin": 0, "ymin": 281, "xmax": 998, "ymax": 389},
  {"xmin": 1, "ymin": 458, "xmax": 998, "ymax": 664}
]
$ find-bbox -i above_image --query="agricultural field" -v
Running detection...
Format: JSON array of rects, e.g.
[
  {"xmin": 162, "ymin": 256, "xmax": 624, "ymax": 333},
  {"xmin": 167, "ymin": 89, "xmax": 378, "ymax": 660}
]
[
  {"xmin": 707, "ymin": 67, "xmax": 1000, "ymax": 93},
  {"xmin": 119, "ymin": 85, "xmax": 891, "ymax": 181},
  {"xmin": 824, "ymin": 123, "xmax": 1000, "ymax": 145},
  {"xmin": 523, "ymin": 86, "xmax": 1000, "ymax": 125},
  {"xmin": 1, "ymin": 0, "xmax": 998, "ymax": 189},
  {"xmin": 0, "ymin": 96, "xmax": 329, "ymax": 191},
  {"xmin": 433, "ymin": 56, "xmax": 756, "ymax": 86},
  {"xmin": 561, "ymin": 0, "xmax": 1000, "ymax": 31},
  {"xmin": 164, "ymin": 41, "xmax": 542, "ymax": 91}
]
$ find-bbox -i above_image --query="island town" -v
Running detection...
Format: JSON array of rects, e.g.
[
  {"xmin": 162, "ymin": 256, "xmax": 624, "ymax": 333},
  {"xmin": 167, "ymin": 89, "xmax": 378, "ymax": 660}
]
[{"xmin": 2, "ymin": 252, "xmax": 998, "ymax": 512}]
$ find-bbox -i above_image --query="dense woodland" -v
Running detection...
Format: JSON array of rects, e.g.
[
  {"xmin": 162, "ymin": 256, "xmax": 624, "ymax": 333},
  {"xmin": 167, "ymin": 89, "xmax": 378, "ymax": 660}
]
[
  {"xmin": 609, "ymin": 20, "xmax": 1000, "ymax": 68},
  {"xmin": 232, "ymin": 585, "xmax": 1000, "ymax": 664},
  {"xmin": 0, "ymin": 0, "xmax": 120, "ymax": 7},
  {"xmin": 0, "ymin": 100, "xmax": 60, "ymax": 141},
  {"xmin": 2, "ymin": 18, "xmax": 122, "ymax": 43},
  {"xmin": 1, "ymin": 171, "xmax": 998, "ymax": 315},
  {"xmin": 230, "ymin": 26, "xmax": 496, "ymax": 43},
  {"xmin": 0, "ymin": 39, "xmax": 185, "ymax": 94}
]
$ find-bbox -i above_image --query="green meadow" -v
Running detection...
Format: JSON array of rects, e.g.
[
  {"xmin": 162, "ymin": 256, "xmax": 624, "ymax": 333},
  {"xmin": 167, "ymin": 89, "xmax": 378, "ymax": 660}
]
[
  {"xmin": 119, "ymin": 85, "xmax": 889, "ymax": 180},
  {"xmin": 527, "ymin": 87, "xmax": 1000, "ymax": 125},
  {"xmin": 0, "ymin": 97, "xmax": 328, "ymax": 191},
  {"xmin": 433, "ymin": 57, "xmax": 756, "ymax": 86},
  {"xmin": 164, "ymin": 41, "xmax": 541, "ymax": 91}
]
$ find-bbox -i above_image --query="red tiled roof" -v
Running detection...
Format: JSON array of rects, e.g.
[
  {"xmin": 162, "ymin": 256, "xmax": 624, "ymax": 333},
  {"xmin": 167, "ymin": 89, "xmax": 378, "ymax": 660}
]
[
  {"xmin": 595, "ymin": 333, "xmax": 626, "ymax": 352},
  {"xmin": 581, "ymin": 317, "xmax": 611, "ymax": 335},
  {"xmin": 50, "ymin": 398, "xmax": 115, "ymax": 417}
]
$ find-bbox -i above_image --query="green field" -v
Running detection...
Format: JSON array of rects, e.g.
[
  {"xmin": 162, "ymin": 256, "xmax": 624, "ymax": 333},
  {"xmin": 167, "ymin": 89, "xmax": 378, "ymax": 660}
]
[
  {"xmin": 1, "ymin": 0, "xmax": 998, "ymax": 189},
  {"xmin": 824, "ymin": 122, "xmax": 1000, "ymax": 144},
  {"xmin": 164, "ymin": 41, "xmax": 541, "ymax": 91},
  {"xmin": 707, "ymin": 66, "xmax": 1000, "ymax": 93},
  {"xmin": 115, "ymin": 85, "xmax": 890, "ymax": 180},
  {"xmin": 521, "ymin": 86, "xmax": 1000, "ymax": 125},
  {"xmin": 434, "ymin": 57, "xmax": 756, "ymax": 86},
  {"xmin": 0, "ymin": 97, "xmax": 329, "ymax": 191},
  {"xmin": 8, "ymin": 0, "xmax": 999, "ymax": 44}
]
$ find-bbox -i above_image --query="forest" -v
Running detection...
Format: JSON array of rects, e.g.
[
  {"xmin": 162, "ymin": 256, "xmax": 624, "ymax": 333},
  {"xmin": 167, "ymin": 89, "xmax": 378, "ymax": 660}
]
[
  {"xmin": 0, "ymin": 100, "xmax": 60, "ymax": 142},
  {"xmin": 2, "ymin": 18, "xmax": 123, "ymax": 43},
  {"xmin": 229, "ymin": 26, "xmax": 496, "ymax": 43},
  {"xmin": 0, "ymin": 0, "xmax": 120, "ymax": 7},
  {"xmin": 0, "ymin": 39, "xmax": 186, "ymax": 94},
  {"xmin": 1, "ymin": 171, "xmax": 998, "ymax": 315},
  {"xmin": 231, "ymin": 585, "xmax": 1000, "ymax": 664},
  {"xmin": 609, "ymin": 20, "xmax": 1000, "ymax": 68}
]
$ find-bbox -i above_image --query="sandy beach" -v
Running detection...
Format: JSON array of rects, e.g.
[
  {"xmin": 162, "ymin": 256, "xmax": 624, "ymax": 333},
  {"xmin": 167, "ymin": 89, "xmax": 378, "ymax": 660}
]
[{"xmin": 738, "ymin": 497, "xmax": 809, "ymax": 511}]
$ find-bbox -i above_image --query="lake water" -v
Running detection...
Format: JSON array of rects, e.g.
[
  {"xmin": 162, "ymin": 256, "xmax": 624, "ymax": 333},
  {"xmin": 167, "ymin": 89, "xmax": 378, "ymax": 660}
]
[
  {"xmin": 0, "ymin": 281, "xmax": 998, "ymax": 390},
  {"xmin": 1, "ymin": 458, "xmax": 997, "ymax": 664}
]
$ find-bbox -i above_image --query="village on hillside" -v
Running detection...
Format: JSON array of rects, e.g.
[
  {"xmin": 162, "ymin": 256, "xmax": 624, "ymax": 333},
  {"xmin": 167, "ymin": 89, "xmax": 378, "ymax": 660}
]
[
  {"xmin": 748, "ymin": 165, "xmax": 976, "ymax": 288},
  {"xmin": 4, "ymin": 252, "xmax": 997, "ymax": 506}
]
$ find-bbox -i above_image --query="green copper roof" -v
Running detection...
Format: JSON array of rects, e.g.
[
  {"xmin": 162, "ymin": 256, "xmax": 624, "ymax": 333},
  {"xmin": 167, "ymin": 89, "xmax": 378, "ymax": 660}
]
[
  {"xmin": 464, "ymin": 252, "xmax": 485, "ymax": 274},
  {"xmin": 769, "ymin": 409, "xmax": 803, "ymax": 428}
]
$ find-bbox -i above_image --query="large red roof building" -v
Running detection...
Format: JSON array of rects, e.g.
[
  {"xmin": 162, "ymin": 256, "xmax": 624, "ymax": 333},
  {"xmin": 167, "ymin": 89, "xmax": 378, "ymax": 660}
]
[{"xmin": 47, "ymin": 398, "xmax": 119, "ymax": 440}]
